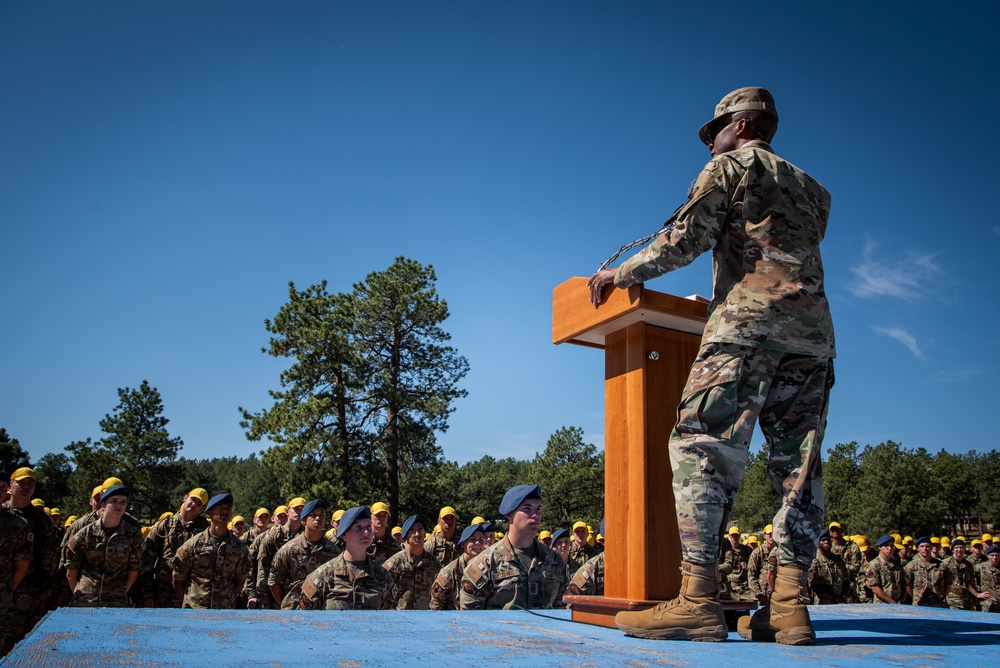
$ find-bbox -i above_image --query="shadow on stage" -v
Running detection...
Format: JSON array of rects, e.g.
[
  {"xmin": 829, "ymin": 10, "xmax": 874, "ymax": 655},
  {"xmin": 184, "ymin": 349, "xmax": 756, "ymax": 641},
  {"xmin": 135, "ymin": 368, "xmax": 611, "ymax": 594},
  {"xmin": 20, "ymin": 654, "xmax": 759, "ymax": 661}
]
[{"xmin": 814, "ymin": 616, "xmax": 1000, "ymax": 646}]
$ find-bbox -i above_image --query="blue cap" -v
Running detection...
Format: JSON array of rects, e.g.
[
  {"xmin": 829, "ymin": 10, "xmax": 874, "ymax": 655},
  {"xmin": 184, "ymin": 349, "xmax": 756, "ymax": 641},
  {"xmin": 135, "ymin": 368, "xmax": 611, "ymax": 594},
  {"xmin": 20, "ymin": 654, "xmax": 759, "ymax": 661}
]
[
  {"xmin": 499, "ymin": 484, "xmax": 541, "ymax": 515},
  {"xmin": 401, "ymin": 514, "xmax": 425, "ymax": 538},
  {"xmin": 459, "ymin": 524, "xmax": 486, "ymax": 545},
  {"xmin": 600, "ymin": 518, "xmax": 605, "ymax": 538},
  {"xmin": 205, "ymin": 493, "xmax": 234, "ymax": 512},
  {"xmin": 876, "ymin": 535, "xmax": 894, "ymax": 548},
  {"xmin": 480, "ymin": 521, "xmax": 493, "ymax": 532},
  {"xmin": 551, "ymin": 528, "xmax": 569, "ymax": 543},
  {"xmin": 951, "ymin": 538, "xmax": 966, "ymax": 547},
  {"xmin": 336, "ymin": 506, "xmax": 370, "ymax": 539},
  {"xmin": 818, "ymin": 529, "xmax": 830, "ymax": 541},
  {"xmin": 301, "ymin": 499, "xmax": 327, "ymax": 519},
  {"xmin": 101, "ymin": 485, "xmax": 129, "ymax": 503},
  {"xmin": 914, "ymin": 536, "xmax": 931, "ymax": 546},
  {"xmin": 987, "ymin": 545, "xmax": 1000, "ymax": 555}
]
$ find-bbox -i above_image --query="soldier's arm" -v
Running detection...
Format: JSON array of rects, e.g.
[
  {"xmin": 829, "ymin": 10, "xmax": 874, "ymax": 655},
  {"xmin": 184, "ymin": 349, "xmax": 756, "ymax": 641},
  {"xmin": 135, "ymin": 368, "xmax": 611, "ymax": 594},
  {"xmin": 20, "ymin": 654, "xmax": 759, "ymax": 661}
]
[
  {"xmin": 12, "ymin": 560, "xmax": 29, "ymax": 592},
  {"xmin": 267, "ymin": 550, "xmax": 287, "ymax": 604},
  {"xmin": 171, "ymin": 544, "xmax": 193, "ymax": 603},
  {"xmin": 459, "ymin": 556, "xmax": 491, "ymax": 610},
  {"xmin": 255, "ymin": 535, "xmax": 275, "ymax": 598},
  {"xmin": 234, "ymin": 549, "xmax": 251, "ymax": 600}
]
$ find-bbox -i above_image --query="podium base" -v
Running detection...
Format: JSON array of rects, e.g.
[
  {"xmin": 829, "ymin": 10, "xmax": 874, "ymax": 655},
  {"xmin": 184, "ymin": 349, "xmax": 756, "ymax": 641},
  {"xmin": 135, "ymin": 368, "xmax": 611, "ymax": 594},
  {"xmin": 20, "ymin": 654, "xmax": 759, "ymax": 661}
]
[{"xmin": 564, "ymin": 595, "xmax": 756, "ymax": 630}]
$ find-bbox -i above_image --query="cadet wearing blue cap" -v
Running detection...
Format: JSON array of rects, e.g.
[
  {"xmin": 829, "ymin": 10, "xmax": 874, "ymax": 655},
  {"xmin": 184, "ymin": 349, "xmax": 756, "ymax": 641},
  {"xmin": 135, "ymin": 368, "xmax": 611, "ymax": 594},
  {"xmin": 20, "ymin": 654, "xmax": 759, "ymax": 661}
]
[
  {"xmin": 975, "ymin": 545, "xmax": 1000, "ymax": 612},
  {"xmin": 550, "ymin": 528, "xmax": 571, "ymax": 566},
  {"xmin": 903, "ymin": 536, "xmax": 943, "ymax": 608},
  {"xmin": 383, "ymin": 514, "xmax": 441, "ymax": 609},
  {"xmin": 940, "ymin": 538, "xmax": 988, "ymax": 610},
  {"xmin": 866, "ymin": 536, "xmax": 904, "ymax": 604},
  {"xmin": 808, "ymin": 529, "xmax": 847, "ymax": 604},
  {"xmin": 299, "ymin": 506, "xmax": 399, "ymax": 610},
  {"xmin": 268, "ymin": 499, "xmax": 341, "ymax": 610},
  {"xmin": 65, "ymin": 485, "xmax": 143, "ymax": 608},
  {"xmin": 430, "ymin": 523, "xmax": 487, "ymax": 610},
  {"xmin": 460, "ymin": 484, "xmax": 567, "ymax": 610},
  {"xmin": 171, "ymin": 493, "xmax": 251, "ymax": 609}
]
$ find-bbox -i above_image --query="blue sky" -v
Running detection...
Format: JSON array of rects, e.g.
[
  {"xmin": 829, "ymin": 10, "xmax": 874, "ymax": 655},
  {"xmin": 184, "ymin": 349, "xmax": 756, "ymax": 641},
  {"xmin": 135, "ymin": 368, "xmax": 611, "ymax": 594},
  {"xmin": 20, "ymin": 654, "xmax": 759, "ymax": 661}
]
[{"xmin": 2, "ymin": 2, "xmax": 998, "ymax": 469}]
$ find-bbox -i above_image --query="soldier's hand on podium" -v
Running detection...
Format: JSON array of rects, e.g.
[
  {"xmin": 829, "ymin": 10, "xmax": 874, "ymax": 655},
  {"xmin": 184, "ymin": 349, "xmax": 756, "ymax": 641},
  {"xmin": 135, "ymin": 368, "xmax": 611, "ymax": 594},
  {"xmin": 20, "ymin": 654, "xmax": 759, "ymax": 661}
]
[{"xmin": 587, "ymin": 269, "xmax": 617, "ymax": 307}]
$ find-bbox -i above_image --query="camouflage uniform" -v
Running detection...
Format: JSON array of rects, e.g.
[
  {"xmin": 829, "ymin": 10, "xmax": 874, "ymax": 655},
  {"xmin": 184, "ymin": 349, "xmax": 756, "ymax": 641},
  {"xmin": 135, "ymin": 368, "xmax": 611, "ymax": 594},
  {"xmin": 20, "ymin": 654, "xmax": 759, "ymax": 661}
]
[
  {"xmin": 566, "ymin": 552, "xmax": 605, "ymax": 597},
  {"xmin": 430, "ymin": 554, "xmax": 472, "ymax": 610},
  {"xmin": 808, "ymin": 549, "xmax": 848, "ymax": 604},
  {"xmin": 267, "ymin": 533, "xmax": 341, "ymax": 610},
  {"xmin": 423, "ymin": 532, "xmax": 457, "ymax": 567},
  {"xmin": 940, "ymin": 556, "xmax": 977, "ymax": 610},
  {"xmin": 369, "ymin": 530, "xmax": 402, "ymax": 565},
  {"xmin": 3, "ymin": 502, "xmax": 58, "ymax": 649},
  {"xmin": 614, "ymin": 139, "xmax": 835, "ymax": 569},
  {"xmin": 866, "ymin": 555, "xmax": 903, "ymax": 604},
  {"xmin": 65, "ymin": 520, "xmax": 143, "ymax": 607},
  {"xmin": 460, "ymin": 536, "xmax": 567, "ymax": 610},
  {"xmin": 299, "ymin": 554, "xmax": 399, "ymax": 610},
  {"xmin": 254, "ymin": 523, "xmax": 303, "ymax": 607},
  {"xmin": 903, "ymin": 557, "xmax": 944, "ymax": 607},
  {"xmin": 854, "ymin": 549, "xmax": 873, "ymax": 603},
  {"xmin": 172, "ymin": 529, "xmax": 251, "ymax": 609},
  {"xmin": 138, "ymin": 512, "xmax": 209, "ymax": 607},
  {"xmin": 242, "ymin": 529, "xmax": 267, "ymax": 606},
  {"xmin": 831, "ymin": 539, "xmax": 863, "ymax": 602},
  {"xmin": 747, "ymin": 542, "xmax": 772, "ymax": 600},
  {"xmin": 567, "ymin": 541, "xmax": 599, "ymax": 573},
  {"xmin": 975, "ymin": 560, "xmax": 1000, "ymax": 612},
  {"xmin": 719, "ymin": 539, "xmax": 753, "ymax": 601},
  {"xmin": 382, "ymin": 549, "xmax": 442, "ymax": 610},
  {"xmin": 0, "ymin": 507, "xmax": 33, "ymax": 653}
]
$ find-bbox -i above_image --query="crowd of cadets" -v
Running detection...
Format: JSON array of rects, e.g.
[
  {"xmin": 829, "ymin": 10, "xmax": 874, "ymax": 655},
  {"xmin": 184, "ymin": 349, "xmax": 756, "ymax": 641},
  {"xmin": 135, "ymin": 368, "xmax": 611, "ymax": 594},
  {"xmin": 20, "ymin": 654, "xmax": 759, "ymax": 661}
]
[{"xmin": 3, "ymin": 467, "xmax": 997, "ymax": 651}]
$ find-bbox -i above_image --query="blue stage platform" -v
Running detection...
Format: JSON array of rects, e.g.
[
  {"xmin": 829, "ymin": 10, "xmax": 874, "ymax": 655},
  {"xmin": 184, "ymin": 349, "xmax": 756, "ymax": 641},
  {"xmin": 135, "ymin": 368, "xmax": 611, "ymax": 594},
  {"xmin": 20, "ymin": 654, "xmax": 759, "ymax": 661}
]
[{"xmin": 4, "ymin": 604, "xmax": 999, "ymax": 667}]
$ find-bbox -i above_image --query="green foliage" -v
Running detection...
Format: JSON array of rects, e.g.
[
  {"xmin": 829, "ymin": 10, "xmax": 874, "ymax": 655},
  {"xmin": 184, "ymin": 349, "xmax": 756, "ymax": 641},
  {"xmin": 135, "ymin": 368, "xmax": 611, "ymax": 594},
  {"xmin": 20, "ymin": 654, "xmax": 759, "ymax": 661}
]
[
  {"xmin": 34, "ymin": 452, "xmax": 73, "ymax": 510},
  {"xmin": 173, "ymin": 455, "xmax": 283, "ymax": 516},
  {"xmin": 0, "ymin": 428, "xmax": 32, "ymax": 475},
  {"xmin": 450, "ymin": 455, "xmax": 531, "ymax": 524},
  {"xmin": 527, "ymin": 426, "xmax": 604, "ymax": 527},
  {"xmin": 731, "ymin": 449, "xmax": 778, "ymax": 531}
]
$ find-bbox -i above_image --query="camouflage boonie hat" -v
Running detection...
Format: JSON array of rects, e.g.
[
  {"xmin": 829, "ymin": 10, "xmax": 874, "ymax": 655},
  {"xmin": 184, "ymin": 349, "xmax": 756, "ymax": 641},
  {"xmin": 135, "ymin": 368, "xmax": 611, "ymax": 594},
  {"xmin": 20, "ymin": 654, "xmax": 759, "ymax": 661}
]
[{"xmin": 698, "ymin": 86, "xmax": 778, "ymax": 145}]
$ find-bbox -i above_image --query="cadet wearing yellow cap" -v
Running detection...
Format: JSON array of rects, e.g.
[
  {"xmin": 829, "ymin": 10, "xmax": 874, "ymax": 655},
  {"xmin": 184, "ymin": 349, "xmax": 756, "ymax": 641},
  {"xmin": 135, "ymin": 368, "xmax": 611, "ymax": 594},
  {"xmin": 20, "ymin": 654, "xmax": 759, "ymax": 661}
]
[
  {"xmin": 719, "ymin": 525, "xmax": 753, "ymax": 603},
  {"xmin": 252, "ymin": 497, "xmax": 306, "ymax": 609},
  {"xmin": 241, "ymin": 508, "xmax": 272, "ymax": 607},
  {"xmin": 325, "ymin": 508, "xmax": 345, "ymax": 539},
  {"xmin": 423, "ymin": 506, "xmax": 459, "ymax": 566},
  {"xmin": 0, "ymin": 487, "xmax": 32, "ymax": 654},
  {"xmin": 138, "ymin": 487, "xmax": 210, "ymax": 608},
  {"xmin": 568, "ymin": 520, "xmax": 601, "ymax": 571},
  {"xmin": 368, "ymin": 502, "xmax": 401, "ymax": 564}
]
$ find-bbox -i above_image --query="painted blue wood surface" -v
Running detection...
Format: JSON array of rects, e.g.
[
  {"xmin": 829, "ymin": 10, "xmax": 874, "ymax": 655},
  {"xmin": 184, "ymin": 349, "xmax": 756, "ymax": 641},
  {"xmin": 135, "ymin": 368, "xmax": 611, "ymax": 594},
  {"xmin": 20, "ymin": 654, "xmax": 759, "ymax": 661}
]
[{"xmin": 4, "ymin": 605, "xmax": 1000, "ymax": 667}]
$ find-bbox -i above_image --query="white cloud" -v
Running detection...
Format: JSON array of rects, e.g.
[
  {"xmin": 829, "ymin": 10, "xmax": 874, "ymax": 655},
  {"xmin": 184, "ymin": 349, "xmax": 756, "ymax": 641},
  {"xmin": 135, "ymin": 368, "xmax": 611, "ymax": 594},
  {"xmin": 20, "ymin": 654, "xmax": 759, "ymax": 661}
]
[
  {"xmin": 849, "ymin": 236, "xmax": 943, "ymax": 301},
  {"xmin": 874, "ymin": 326, "xmax": 924, "ymax": 359},
  {"xmin": 993, "ymin": 224, "xmax": 1000, "ymax": 237}
]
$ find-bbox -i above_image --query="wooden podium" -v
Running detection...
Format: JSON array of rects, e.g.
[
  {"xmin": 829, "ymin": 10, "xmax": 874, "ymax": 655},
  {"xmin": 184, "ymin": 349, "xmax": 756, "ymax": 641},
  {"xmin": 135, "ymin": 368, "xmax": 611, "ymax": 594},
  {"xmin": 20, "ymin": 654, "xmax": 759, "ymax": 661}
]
[{"xmin": 553, "ymin": 276, "xmax": 718, "ymax": 628}]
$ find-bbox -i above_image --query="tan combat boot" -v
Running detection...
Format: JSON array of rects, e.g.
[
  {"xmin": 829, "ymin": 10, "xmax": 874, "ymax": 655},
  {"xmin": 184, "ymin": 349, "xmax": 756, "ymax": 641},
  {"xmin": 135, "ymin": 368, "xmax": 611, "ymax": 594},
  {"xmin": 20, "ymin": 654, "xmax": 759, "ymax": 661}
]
[
  {"xmin": 737, "ymin": 564, "xmax": 815, "ymax": 645},
  {"xmin": 614, "ymin": 562, "xmax": 728, "ymax": 641}
]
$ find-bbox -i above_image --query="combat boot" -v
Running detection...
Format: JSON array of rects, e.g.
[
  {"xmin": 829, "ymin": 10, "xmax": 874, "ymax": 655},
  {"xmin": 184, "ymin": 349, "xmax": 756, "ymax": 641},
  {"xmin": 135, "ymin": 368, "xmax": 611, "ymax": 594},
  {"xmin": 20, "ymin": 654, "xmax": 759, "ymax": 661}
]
[
  {"xmin": 736, "ymin": 564, "xmax": 815, "ymax": 645},
  {"xmin": 614, "ymin": 562, "xmax": 728, "ymax": 641}
]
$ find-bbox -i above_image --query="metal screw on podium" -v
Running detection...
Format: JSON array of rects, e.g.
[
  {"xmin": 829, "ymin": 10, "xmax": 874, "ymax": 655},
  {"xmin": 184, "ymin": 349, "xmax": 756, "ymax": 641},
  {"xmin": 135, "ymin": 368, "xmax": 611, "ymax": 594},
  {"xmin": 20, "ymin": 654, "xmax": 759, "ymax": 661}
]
[{"xmin": 648, "ymin": 351, "xmax": 659, "ymax": 360}]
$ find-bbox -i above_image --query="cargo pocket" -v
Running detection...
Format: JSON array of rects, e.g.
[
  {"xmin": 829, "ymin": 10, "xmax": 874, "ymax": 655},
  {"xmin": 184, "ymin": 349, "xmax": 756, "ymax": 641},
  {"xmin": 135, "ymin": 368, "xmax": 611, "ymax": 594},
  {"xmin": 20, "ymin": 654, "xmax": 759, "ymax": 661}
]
[{"xmin": 674, "ymin": 350, "xmax": 743, "ymax": 441}]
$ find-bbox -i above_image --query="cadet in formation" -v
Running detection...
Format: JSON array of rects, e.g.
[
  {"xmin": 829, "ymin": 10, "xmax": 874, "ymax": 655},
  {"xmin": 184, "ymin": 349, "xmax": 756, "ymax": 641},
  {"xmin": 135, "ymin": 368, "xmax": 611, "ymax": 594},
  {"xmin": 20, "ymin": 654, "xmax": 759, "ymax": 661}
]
[
  {"xmin": 808, "ymin": 530, "xmax": 848, "ymax": 605},
  {"xmin": 589, "ymin": 86, "xmax": 835, "ymax": 645},
  {"xmin": 720, "ymin": 526, "xmax": 753, "ymax": 602},
  {"xmin": 975, "ymin": 545, "xmax": 1000, "ymax": 612},
  {"xmin": 64, "ymin": 485, "xmax": 143, "ymax": 607},
  {"xmin": 299, "ymin": 505, "xmax": 399, "ymax": 610},
  {"xmin": 747, "ymin": 524, "xmax": 774, "ymax": 605},
  {"xmin": 368, "ymin": 502, "xmax": 402, "ymax": 564},
  {"xmin": 171, "ymin": 493, "xmax": 251, "ymax": 609},
  {"xmin": 0, "ymin": 482, "xmax": 32, "ymax": 654},
  {"xmin": 566, "ymin": 519, "xmax": 605, "ymax": 598},
  {"xmin": 430, "ymin": 523, "xmax": 486, "ymax": 610},
  {"xmin": 940, "ymin": 539, "xmax": 988, "ymax": 611},
  {"xmin": 904, "ymin": 536, "xmax": 944, "ymax": 607},
  {"xmin": 139, "ymin": 488, "xmax": 209, "ymax": 608},
  {"xmin": 424, "ymin": 506, "xmax": 458, "ymax": 566},
  {"xmin": 383, "ymin": 514, "xmax": 441, "ymax": 609},
  {"xmin": 460, "ymin": 484, "xmax": 567, "ymax": 610},
  {"xmin": 567, "ymin": 521, "xmax": 600, "ymax": 572},
  {"xmin": 253, "ymin": 497, "xmax": 306, "ymax": 609},
  {"xmin": 867, "ymin": 535, "xmax": 905, "ymax": 604},
  {"xmin": 268, "ymin": 499, "xmax": 340, "ymax": 610}
]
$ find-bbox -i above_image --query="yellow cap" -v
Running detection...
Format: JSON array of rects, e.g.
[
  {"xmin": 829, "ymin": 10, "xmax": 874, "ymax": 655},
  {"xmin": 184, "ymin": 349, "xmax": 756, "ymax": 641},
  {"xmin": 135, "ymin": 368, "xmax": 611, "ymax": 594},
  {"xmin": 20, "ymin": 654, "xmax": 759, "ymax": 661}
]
[
  {"xmin": 596, "ymin": 534, "xmax": 604, "ymax": 541},
  {"xmin": 894, "ymin": 542, "xmax": 904, "ymax": 550},
  {"xmin": 972, "ymin": 539, "xmax": 984, "ymax": 547},
  {"xmin": 433, "ymin": 525, "xmax": 442, "ymax": 534},
  {"xmin": 439, "ymin": 506, "xmax": 457, "ymax": 519},
  {"xmin": 188, "ymin": 488, "xmax": 209, "ymax": 505},
  {"xmin": 65, "ymin": 515, "xmax": 77, "ymax": 526},
  {"xmin": 231, "ymin": 515, "xmax": 245, "ymax": 525},
  {"xmin": 931, "ymin": 536, "xmax": 941, "ymax": 544},
  {"xmin": 332, "ymin": 509, "xmax": 345, "ymax": 521},
  {"xmin": 941, "ymin": 537, "xmax": 952, "ymax": 547},
  {"xmin": 42, "ymin": 507, "xmax": 51, "ymax": 516},
  {"xmin": 31, "ymin": 499, "xmax": 45, "ymax": 507},
  {"xmin": 11, "ymin": 467, "xmax": 36, "ymax": 481},
  {"xmin": 471, "ymin": 516, "xmax": 486, "ymax": 525},
  {"xmin": 158, "ymin": 511, "xmax": 173, "ymax": 521},
  {"xmin": 538, "ymin": 530, "xmax": 552, "ymax": 540},
  {"xmin": 764, "ymin": 524, "xmax": 773, "ymax": 534},
  {"xmin": 984, "ymin": 533, "xmax": 994, "ymax": 542},
  {"xmin": 92, "ymin": 485, "xmax": 104, "ymax": 498},
  {"xmin": 254, "ymin": 508, "xmax": 270, "ymax": 519},
  {"xmin": 903, "ymin": 536, "xmax": 913, "ymax": 545},
  {"xmin": 854, "ymin": 536, "xmax": 869, "ymax": 550},
  {"xmin": 288, "ymin": 497, "xmax": 307, "ymax": 509},
  {"xmin": 371, "ymin": 502, "xmax": 389, "ymax": 515},
  {"xmin": 391, "ymin": 526, "xmax": 403, "ymax": 537},
  {"xmin": 728, "ymin": 526, "xmax": 740, "ymax": 535},
  {"xmin": 141, "ymin": 526, "xmax": 152, "ymax": 538},
  {"xmin": 572, "ymin": 521, "xmax": 588, "ymax": 532},
  {"xmin": 274, "ymin": 505, "xmax": 288, "ymax": 515},
  {"xmin": 829, "ymin": 521, "xmax": 842, "ymax": 530},
  {"xmin": 49, "ymin": 508, "xmax": 60, "ymax": 516},
  {"xmin": 102, "ymin": 477, "xmax": 123, "ymax": 491},
  {"xmin": 957, "ymin": 535, "xmax": 966, "ymax": 542},
  {"xmin": 891, "ymin": 533, "xmax": 901, "ymax": 543},
  {"xmin": 494, "ymin": 531, "xmax": 504, "ymax": 541},
  {"xmin": 746, "ymin": 535, "xmax": 759, "ymax": 545}
]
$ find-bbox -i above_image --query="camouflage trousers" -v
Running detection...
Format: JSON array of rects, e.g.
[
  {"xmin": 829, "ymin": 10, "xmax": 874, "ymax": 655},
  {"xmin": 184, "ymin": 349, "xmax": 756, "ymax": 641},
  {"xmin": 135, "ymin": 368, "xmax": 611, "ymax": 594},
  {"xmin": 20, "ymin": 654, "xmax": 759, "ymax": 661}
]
[
  {"xmin": 2, "ymin": 585, "xmax": 46, "ymax": 654},
  {"xmin": 669, "ymin": 343, "xmax": 833, "ymax": 569}
]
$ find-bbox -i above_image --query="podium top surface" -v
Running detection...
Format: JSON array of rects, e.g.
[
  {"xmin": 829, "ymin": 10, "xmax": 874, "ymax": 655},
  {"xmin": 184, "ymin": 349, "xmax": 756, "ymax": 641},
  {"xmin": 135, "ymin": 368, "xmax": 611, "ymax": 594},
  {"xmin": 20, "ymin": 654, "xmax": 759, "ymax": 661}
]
[{"xmin": 552, "ymin": 276, "xmax": 708, "ymax": 348}]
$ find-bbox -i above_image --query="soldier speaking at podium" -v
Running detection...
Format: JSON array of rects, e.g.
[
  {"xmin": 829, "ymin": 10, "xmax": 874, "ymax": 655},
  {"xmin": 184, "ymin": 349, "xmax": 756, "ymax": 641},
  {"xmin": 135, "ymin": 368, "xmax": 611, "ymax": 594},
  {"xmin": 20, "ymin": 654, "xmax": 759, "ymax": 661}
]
[{"xmin": 588, "ymin": 87, "xmax": 835, "ymax": 645}]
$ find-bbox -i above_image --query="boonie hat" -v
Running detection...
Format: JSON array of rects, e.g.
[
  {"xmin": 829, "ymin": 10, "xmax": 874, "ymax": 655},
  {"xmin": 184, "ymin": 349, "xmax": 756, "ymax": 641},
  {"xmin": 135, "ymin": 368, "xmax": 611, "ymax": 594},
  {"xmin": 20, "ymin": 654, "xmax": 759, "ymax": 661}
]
[{"xmin": 698, "ymin": 86, "xmax": 778, "ymax": 145}]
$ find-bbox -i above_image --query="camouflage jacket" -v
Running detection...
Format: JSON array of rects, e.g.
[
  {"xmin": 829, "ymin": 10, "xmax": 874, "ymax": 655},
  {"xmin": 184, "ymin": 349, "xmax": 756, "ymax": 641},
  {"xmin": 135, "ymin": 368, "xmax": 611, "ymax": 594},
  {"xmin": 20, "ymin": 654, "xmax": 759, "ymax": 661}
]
[
  {"xmin": 747, "ymin": 543, "xmax": 772, "ymax": 597},
  {"xmin": 975, "ymin": 561, "xmax": 1000, "ymax": 612},
  {"xmin": 809, "ymin": 550, "xmax": 848, "ymax": 604},
  {"xmin": 430, "ymin": 554, "xmax": 471, "ymax": 610},
  {"xmin": 719, "ymin": 540, "xmax": 751, "ymax": 593},
  {"xmin": 566, "ymin": 552, "xmax": 604, "ymax": 598},
  {"xmin": 0, "ymin": 507, "xmax": 33, "ymax": 600},
  {"xmin": 268, "ymin": 533, "xmax": 341, "ymax": 610},
  {"xmin": 831, "ymin": 540, "xmax": 863, "ymax": 578},
  {"xmin": 866, "ymin": 555, "xmax": 903, "ymax": 603},
  {"xmin": 172, "ymin": 529, "xmax": 251, "ymax": 609},
  {"xmin": 940, "ymin": 556, "xmax": 977, "ymax": 610},
  {"xmin": 242, "ymin": 528, "xmax": 269, "ymax": 600},
  {"xmin": 614, "ymin": 140, "xmax": 835, "ymax": 357},
  {"xmin": 138, "ymin": 511, "xmax": 209, "ymax": 600},
  {"xmin": 4, "ymin": 502, "xmax": 58, "ymax": 590},
  {"xmin": 903, "ymin": 557, "xmax": 944, "ymax": 607},
  {"xmin": 299, "ymin": 554, "xmax": 399, "ymax": 610},
  {"xmin": 382, "ymin": 549, "xmax": 441, "ymax": 610},
  {"xmin": 255, "ymin": 523, "xmax": 303, "ymax": 600},
  {"xmin": 65, "ymin": 520, "xmax": 143, "ymax": 607},
  {"xmin": 423, "ymin": 532, "xmax": 457, "ymax": 567},
  {"xmin": 567, "ymin": 542, "xmax": 599, "ymax": 573},
  {"xmin": 368, "ymin": 531, "xmax": 402, "ymax": 565},
  {"xmin": 460, "ymin": 536, "xmax": 567, "ymax": 610}
]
